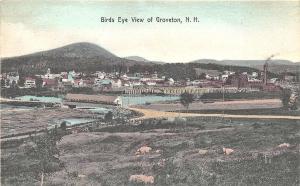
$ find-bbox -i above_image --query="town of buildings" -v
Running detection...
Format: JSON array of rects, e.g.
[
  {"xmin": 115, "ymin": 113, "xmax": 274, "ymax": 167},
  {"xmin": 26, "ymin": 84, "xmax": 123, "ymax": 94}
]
[{"xmin": 1, "ymin": 63, "xmax": 299, "ymax": 96}]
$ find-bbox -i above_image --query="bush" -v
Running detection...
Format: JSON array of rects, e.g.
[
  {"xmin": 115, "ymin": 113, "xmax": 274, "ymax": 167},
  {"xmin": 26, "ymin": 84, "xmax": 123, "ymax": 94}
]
[
  {"xmin": 104, "ymin": 111, "xmax": 113, "ymax": 122},
  {"xmin": 281, "ymin": 89, "xmax": 291, "ymax": 109}
]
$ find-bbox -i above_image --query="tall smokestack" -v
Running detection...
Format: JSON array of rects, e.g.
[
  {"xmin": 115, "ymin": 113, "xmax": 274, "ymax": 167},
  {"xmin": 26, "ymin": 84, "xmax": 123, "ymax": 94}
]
[
  {"xmin": 263, "ymin": 54, "xmax": 276, "ymax": 85},
  {"xmin": 263, "ymin": 62, "xmax": 268, "ymax": 85}
]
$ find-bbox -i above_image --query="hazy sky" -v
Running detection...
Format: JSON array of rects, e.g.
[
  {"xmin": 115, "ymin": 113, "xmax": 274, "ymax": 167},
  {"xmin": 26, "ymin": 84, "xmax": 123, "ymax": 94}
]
[{"xmin": 1, "ymin": 0, "xmax": 300, "ymax": 62}]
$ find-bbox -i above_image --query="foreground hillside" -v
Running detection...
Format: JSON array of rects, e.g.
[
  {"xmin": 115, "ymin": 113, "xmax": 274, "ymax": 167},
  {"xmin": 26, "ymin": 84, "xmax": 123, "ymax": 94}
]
[{"xmin": 2, "ymin": 118, "xmax": 299, "ymax": 185}]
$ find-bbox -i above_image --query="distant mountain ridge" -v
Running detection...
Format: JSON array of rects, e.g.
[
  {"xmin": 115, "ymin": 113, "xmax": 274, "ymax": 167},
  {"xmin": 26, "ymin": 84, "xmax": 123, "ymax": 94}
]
[
  {"xmin": 1, "ymin": 42, "xmax": 299, "ymax": 74},
  {"xmin": 192, "ymin": 59, "xmax": 300, "ymax": 73},
  {"xmin": 125, "ymin": 56, "xmax": 149, "ymax": 62},
  {"xmin": 124, "ymin": 56, "xmax": 165, "ymax": 65},
  {"xmin": 192, "ymin": 59, "xmax": 298, "ymax": 67}
]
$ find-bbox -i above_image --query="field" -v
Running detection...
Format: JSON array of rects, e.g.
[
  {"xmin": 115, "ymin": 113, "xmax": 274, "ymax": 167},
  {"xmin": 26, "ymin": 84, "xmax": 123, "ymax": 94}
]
[
  {"xmin": 0, "ymin": 107, "xmax": 96, "ymax": 138},
  {"xmin": 1, "ymin": 117, "xmax": 299, "ymax": 185},
  {"xmin": 0, "ymin": 102, "xmax": 140, "ymax": 139}
]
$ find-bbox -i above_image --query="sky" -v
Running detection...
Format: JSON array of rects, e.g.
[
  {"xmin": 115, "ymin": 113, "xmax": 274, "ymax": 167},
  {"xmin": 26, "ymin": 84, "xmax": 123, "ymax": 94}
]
[{"xmin": 1, "ymin": 0, "xmax": 300, "ymax": 62}]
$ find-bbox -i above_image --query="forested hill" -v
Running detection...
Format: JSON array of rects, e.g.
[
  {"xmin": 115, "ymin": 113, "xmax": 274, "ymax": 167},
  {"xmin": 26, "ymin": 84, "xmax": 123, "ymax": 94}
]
[{"xmin": 0, "ymin": 42, "xmax": 152, "ymax": 74}]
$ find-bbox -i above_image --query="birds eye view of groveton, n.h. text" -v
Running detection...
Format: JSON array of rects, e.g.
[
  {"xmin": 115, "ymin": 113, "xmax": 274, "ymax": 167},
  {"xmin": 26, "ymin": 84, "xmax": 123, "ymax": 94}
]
[{"xmin": 0, "ymin": 1, "xmax": 299, "ymax": 186}]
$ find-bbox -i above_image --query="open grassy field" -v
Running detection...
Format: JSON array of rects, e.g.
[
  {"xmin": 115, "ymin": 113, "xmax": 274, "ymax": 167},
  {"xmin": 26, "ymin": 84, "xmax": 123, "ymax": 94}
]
[
  {"xmin": 0, "ymin": 104, "xmax": 137, "ymax": 139},
  {"xmin": 1, "ymin": 118, "xmax": 299, "ymax": 186},
  {"xmin": 0, "ymin": 107, "xmax": 96, "ymax": 138}
]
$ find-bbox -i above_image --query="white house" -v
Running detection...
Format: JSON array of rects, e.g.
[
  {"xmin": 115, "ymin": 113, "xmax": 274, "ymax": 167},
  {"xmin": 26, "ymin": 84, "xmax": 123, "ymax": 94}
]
[
  {"xmin": 42, "ymin": 68, "xmax": 61, "ymax": 79},
  {"xmin": 121, "ymin": 74, "xmax": 129, "ymax": 81},
  {"xmin": 168, "ymin": 78, "xmax": 175, "ymax": 85},
  {"xmin": 221, "ymin": 74, "xmax": 229, "ymax": 82},
  {"xmin": 112, "ymin": 79, "xmax": 122, "ymax": 88},
  {"xmin": 146, "ymin": 81, "xmax": 156, "ymax": 86},
  {"xmin": 192, "ymin": 80, "xmax": 201, "ymax": 86},
  {"xmin": 206, "ymin": 74, "xmax": 219, "ymax": 80},
  {"xmin": 224, "ymin": 71, "xmax": 235, "ymax": 75},
  {"xmin": 269, "ymin": 78, "xmax": 278, "ymax": 84},
  {"xmin": 24, "ymin": 78, "xmax": 36, "ymax": 88},
  {"xmin": 252, "ymin": 72, "xmax": 258, "ymax": 78},
  {"xmin": 7, "ymin": 73, "xmax": 19, "ymax": 86},
  {"xmin": 96, "ymin": 71, "xmax": 106, "ymax": 79},
  {"xmin": 114, "ymin": 96, "xmax": 123, "ymax": 106},
  {"xmin": 43, "ymin": 68, "xmax": 54, "ymax": 79},
  {"xmin": 132, "ymin": 81, "xmax": 143, "ymax": 87},
  {"xmin": 73, "ymin": 79, "xmax": 84, "ymax": 87}
]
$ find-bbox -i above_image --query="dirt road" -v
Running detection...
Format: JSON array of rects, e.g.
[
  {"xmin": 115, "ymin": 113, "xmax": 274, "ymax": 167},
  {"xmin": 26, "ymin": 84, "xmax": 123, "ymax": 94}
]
[
  {"xmin": 133, "ymin": 99, "xmax": 282, "ymax": 111},
  {"xmin": 129, "ymin": 107, "xmax": 300, "ymax": 121}
]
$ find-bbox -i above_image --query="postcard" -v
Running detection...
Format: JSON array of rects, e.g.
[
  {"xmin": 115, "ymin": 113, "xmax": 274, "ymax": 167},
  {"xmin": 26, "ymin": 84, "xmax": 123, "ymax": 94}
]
[{"xmin": 1, "ymin": 1, "xmax": 299, "ymax": 185}]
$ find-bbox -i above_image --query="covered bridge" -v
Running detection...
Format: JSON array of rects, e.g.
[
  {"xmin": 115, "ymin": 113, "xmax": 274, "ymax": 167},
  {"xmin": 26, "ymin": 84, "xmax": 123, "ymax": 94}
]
[{"xmin": 65, "ymin": 93, "xmax": 121, "ymax": 105}]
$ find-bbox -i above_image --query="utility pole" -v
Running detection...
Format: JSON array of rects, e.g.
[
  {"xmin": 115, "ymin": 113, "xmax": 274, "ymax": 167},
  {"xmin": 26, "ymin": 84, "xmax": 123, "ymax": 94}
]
[{"xmin": 222, "ymin": 83, "xmax": 225, "ymax": 119}]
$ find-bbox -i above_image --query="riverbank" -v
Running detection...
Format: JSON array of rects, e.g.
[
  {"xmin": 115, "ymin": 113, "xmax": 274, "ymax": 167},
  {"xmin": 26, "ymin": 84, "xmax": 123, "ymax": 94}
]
[{"xmin": 0, "ymin": 97, "xmax": 60, "ymax": 107}]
